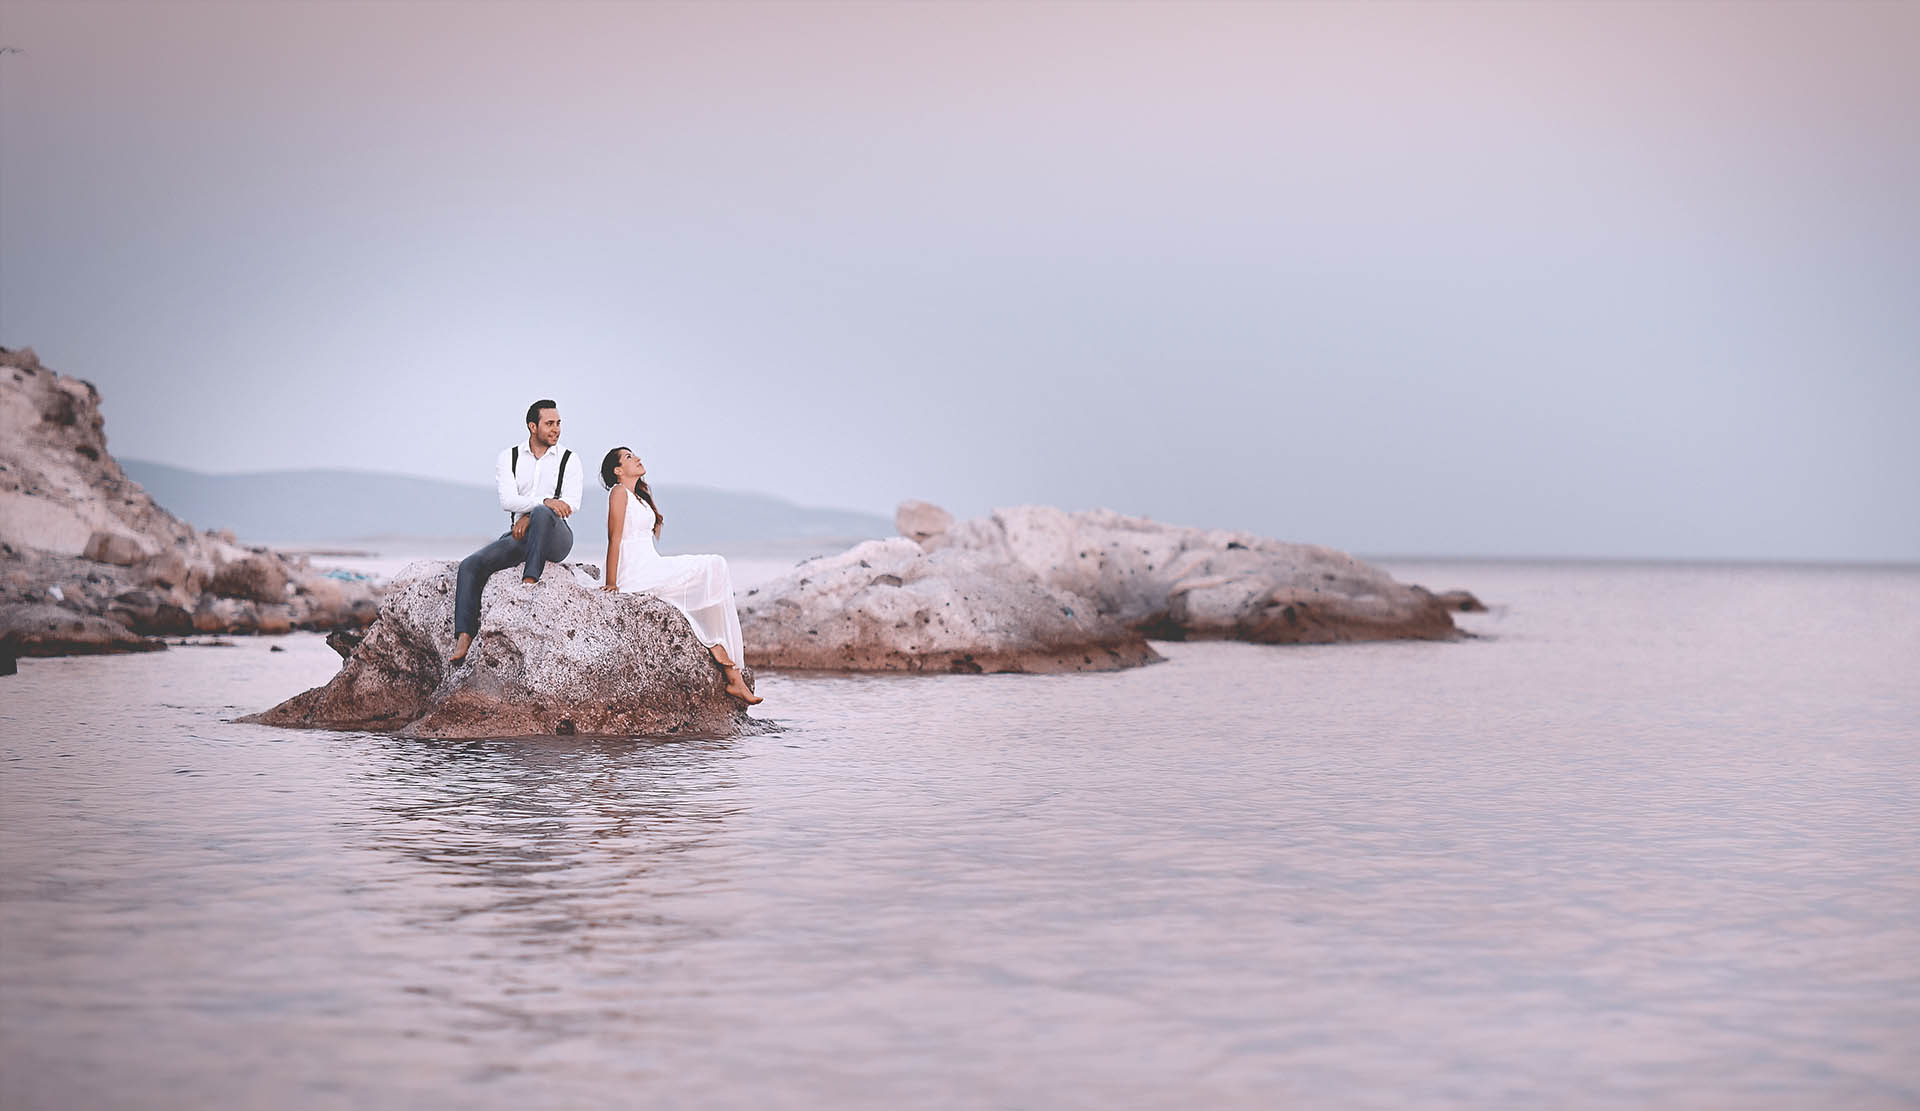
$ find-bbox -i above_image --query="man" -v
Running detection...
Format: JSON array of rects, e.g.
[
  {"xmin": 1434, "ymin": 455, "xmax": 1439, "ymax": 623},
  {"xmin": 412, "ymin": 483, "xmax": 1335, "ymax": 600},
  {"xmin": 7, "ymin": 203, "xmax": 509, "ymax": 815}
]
[{"xmin": 449, "ymin": 399, "xmax": 584, "ymax": 663}]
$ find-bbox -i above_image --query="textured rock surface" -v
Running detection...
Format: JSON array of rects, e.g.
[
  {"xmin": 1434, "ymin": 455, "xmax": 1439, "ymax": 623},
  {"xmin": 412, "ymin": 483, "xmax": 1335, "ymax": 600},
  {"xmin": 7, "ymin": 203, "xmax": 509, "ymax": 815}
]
[
  {"xmin": 0, "ymin": 347, "xmax": 380, "ymax": 656},
  {"xmin": 1, "ymin": 601, "xmax": 167, "ymax": 657},
  {"xmin": 893, "ymin": 500, "xmax": 954, "ymax": 546},
  {"xmin": 208, "ymin": 555, "xmax": 291, "ymax": 604},
  {"xmin": 923, "ymin": 504, "xmax": 1480, "ymax": 644},
  {"xmin": 738, "ymin": 538, "xmax": 1161, "ymax": 673},
  {"xmin": 248, "ymin": 561, "xmax": 766, "ymax": 738},
  {"xmin": 82, "ymin": 530, "xmax": 146, "ymax": 567}
]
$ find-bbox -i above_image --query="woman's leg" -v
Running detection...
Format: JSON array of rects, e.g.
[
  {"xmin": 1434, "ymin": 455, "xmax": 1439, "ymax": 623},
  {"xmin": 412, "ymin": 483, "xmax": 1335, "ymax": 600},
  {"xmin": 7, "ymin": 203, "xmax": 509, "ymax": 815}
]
[{"xmin": 709, "ymin": 643, "xmax": 763, "ymax": 704}]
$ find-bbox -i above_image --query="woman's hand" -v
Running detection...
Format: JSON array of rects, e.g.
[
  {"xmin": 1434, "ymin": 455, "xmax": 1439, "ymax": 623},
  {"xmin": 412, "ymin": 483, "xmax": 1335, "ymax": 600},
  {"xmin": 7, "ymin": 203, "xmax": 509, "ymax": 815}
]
[{"xmin": 600, "ymin": 581, "xmax": 619, "ymax": 593}]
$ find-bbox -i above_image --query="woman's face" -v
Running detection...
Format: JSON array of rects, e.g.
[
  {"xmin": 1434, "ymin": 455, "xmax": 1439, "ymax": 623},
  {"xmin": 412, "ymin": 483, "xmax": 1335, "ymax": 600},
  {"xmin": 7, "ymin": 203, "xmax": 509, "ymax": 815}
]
[{"xmin": 617, "ymin": 449, "xmax": 647, "ymax": 479}]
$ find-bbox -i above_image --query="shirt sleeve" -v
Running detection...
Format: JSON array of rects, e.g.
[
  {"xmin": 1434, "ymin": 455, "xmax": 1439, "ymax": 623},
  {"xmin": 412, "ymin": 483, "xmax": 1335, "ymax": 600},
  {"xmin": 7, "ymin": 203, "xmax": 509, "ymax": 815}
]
[
  {"xmin": 558, "ymin": 449, "xmax": 585, "ymax": 515},
  {"xmin": 496, "ymin": 448, "xmax": 541, "ymax": 515}
]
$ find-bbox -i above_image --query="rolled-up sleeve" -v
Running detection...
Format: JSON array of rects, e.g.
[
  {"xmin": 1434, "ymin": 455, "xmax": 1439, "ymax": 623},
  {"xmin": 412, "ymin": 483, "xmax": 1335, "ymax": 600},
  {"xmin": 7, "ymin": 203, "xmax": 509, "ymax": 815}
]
[{"xmin": 496, "ymin": 448, "xmax": 540, "ymax": 514}]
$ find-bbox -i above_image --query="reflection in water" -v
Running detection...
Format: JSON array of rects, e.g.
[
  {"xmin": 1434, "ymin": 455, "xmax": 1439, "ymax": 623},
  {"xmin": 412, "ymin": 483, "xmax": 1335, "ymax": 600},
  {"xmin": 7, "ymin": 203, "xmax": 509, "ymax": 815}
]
[
  {"xmin": 360, "ymin": 734, "xmax": 737, "ymax": 885},
  {"xmin": 1, "ymin": 563, "xmax": 1917, "ymax": 1108},
  {"xmin": 341, "ymin": 735, "xmax": 745, "ymax": 1054}
]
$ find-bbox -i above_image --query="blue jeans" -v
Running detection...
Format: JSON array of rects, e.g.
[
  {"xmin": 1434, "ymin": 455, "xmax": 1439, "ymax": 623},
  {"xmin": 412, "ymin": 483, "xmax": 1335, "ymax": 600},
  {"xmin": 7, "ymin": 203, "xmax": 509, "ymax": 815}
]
[{"xmin": 455, "ymin": 506, "xmax": 574, "ymax": 636}]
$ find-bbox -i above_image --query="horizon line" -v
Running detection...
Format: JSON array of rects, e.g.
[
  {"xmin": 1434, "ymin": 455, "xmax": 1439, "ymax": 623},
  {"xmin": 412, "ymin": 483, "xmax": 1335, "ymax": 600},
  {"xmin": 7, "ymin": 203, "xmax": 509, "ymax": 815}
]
[{"xmin": 117, "ymin": 459, "xmax": 1920, "ymax": 568}]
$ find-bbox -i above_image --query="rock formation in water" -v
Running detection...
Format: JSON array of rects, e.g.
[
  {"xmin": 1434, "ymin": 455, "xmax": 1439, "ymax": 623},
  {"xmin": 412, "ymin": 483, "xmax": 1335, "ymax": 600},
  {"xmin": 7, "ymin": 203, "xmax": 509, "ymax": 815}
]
[
  {"xmin": 0, "ymin": 347, "xmax": 381, "ymax": 660},
  {"xmin": 0, "ymin": 601, "xmax": 168, "ymax": 657},
  {"xmin": 912, "ymin": 503, "xmax": 1481, "ymax": 643},
  {"xmin": 737, "ymin": 501, "xmax": 1481, "ymax": 670},
  {"xmin": 738, "ymin": 537, "xmax": 1161, "ymax": 673},
  {"xmin": 247, "ymin": 560, "xmax": 765, "ymax": 738}
]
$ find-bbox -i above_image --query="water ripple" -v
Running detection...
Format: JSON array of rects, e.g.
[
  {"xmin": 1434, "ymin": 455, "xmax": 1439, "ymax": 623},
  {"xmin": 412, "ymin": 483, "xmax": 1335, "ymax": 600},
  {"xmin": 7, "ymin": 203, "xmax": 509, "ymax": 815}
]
[{"xmin": 1, "ymin": 563, "xmax": 1916, "ymax": 1108}]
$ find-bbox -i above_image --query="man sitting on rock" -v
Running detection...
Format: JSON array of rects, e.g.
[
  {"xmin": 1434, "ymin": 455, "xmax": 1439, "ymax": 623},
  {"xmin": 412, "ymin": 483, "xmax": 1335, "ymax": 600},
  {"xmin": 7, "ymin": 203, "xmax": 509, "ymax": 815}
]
[{"xmin": 449, "ymin": 399, "xmax": 583, "ymax": 663}]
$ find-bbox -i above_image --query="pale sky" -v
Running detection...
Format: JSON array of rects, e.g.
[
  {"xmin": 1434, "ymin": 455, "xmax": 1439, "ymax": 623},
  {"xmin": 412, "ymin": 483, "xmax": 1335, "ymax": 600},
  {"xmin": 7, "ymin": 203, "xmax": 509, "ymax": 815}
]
[{"xmin": 2, "ymin": 1, "xmax": 1915, "ymax": 560}]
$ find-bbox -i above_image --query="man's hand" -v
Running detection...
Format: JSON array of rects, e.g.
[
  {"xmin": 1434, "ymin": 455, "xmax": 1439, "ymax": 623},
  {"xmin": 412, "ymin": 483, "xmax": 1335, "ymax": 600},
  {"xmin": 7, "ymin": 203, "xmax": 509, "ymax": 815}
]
[
  {"xmin": 543, "ymin": 498, "xmax": 572, "ymax": 518},
  {"xmin": 511, "ymin": 515, "xmax": 530, "ymax": 542}
]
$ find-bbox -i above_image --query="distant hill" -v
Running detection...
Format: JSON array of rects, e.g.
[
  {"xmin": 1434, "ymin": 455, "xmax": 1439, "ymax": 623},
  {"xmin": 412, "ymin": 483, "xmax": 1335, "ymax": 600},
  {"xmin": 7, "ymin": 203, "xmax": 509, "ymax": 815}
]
[{"xmin": 119, "ymin": 460, "xmax": 893, "ymax": 550}]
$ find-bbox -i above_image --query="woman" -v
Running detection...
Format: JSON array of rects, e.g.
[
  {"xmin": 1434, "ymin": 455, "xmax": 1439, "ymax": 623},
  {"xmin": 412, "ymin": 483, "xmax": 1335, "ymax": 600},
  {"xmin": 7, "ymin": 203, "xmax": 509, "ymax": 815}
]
[{"xmin": 600, "ymin": 447, "xmax": 762, "ymax": 705}]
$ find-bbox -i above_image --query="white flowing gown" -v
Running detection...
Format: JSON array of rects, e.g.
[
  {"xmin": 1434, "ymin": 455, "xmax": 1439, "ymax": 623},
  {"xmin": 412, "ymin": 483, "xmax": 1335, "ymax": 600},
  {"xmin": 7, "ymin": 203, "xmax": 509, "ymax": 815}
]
[{"xmin": 613, "ymin": 487, "xmax": 745, "ymax": 667}]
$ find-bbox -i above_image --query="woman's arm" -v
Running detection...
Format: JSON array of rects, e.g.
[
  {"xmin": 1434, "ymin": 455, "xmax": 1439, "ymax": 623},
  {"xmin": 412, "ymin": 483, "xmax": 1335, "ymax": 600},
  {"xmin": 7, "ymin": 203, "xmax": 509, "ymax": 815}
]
[{"xmin": 602, "ymin": 489, "xmax": 626, "ymax": 591}]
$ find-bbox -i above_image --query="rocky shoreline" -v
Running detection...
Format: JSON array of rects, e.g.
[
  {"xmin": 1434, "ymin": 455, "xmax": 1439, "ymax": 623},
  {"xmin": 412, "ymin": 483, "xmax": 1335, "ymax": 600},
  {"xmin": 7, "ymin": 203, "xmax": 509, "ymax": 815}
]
[
  {"xmin": 0, "ymin": 347, "xmax": 380, "ymax": 665},
  {"xmin": 4, "ymin": 344, "xmax": 1482, "ymax": 697}
]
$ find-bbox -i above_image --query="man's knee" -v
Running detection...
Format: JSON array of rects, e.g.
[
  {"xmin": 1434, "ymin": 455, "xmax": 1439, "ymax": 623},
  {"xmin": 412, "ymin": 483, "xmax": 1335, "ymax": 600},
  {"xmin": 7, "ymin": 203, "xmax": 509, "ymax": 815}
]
[{"xmin": 528, "ymin": 505, "xmax": 558, "ymax": 524}]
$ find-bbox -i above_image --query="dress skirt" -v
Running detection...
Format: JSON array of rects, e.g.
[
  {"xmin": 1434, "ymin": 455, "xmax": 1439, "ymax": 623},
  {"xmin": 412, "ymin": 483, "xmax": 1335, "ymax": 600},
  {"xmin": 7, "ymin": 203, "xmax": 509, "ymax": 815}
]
[{"xmin": 611, "ymin": 488, "xmax": 746, "ymax": 667}]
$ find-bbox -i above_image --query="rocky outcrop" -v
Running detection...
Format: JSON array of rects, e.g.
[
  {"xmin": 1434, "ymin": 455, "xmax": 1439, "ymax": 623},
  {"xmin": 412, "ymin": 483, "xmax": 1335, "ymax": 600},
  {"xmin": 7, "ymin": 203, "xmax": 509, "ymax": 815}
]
[
  {"xmin": 738, "ymin": 537, "xmax": 1161, "ymax": 673},
  {"xmin": 920, "ymin": 505, "xmax": 1479, "ymax": 644},
  {"xmin": 0, "ymin": 601, "xmax": 167, "ymax": 657},
  {"xmin": 247, "ymin": 561, "xmax": 766, "ymax": 739},
  {"xmin": 893, "ymin": 500, "xmax": 954, "ymax": 546},
  {"xmin": 0, "ymin": 347, "xmax": 380, "ymax": 657},
  {"xmin": 736, "ymin": 503, "xmax": 1481, "ymax": 674},
  {"xmin": 737, "ymin": 502, "xmax": 1482, "ymax": 679}
]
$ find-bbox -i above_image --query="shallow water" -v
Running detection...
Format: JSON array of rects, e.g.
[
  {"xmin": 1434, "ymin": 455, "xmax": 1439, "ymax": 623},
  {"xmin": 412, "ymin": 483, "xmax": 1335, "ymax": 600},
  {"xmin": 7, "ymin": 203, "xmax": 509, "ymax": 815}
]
[{"xmin": 3, "ymin": 562, "xmax": 1917, "ymax": 1108}]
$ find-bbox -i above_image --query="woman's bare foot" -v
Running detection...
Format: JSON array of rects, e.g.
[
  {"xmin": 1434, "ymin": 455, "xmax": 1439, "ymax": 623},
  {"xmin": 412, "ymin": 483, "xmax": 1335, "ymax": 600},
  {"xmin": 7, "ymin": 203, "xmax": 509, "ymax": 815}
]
[
  {"xmin": 723, "ymin": 668, "xmax": 764, "ymax": 705},
  {"xmin": 708, "ymin": 645, "xmax": 762, "ymax": 704},
  {"xmin": 448, "ymin": 632, "xmax": 473, "ymax": 663}
]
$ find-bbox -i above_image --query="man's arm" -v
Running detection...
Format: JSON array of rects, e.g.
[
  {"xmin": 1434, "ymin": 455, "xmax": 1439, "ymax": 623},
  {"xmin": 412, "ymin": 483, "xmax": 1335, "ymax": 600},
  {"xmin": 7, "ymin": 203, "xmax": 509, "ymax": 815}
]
[
  {"xmin": 556, "ymin": 449, "xmax": 585, "ymax": 517},
  {"xmin": 496, "ymin": 448, "xmax": 541, "ymax": 515}
]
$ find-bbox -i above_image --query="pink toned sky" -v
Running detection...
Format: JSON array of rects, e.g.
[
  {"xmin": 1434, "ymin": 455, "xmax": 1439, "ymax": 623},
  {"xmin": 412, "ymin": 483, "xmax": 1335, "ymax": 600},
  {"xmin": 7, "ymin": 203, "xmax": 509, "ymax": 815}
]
[{"xmin": 1, "ymin": 1, "xmax": 1915, "ymax": 559}]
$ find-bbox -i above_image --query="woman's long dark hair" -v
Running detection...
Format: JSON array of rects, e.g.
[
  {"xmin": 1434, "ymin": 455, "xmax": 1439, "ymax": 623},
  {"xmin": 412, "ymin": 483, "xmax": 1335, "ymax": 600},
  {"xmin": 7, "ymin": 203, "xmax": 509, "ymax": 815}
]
[{"xmin": 600, "ymin": 446, "xmax": 663, "ymax": 535}]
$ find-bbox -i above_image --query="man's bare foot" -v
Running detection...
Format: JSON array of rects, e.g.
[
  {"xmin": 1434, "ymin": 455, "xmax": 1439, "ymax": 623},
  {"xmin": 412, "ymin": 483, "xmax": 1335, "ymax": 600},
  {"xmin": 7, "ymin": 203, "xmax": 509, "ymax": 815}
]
[
  {"xmin": 723, "ymin": 668, "xmax": 763, "ymax": 705},
  {"xmin": 448, "ymin": 633, "xmax": 473, "ymax": 663},
  {"xmin": 522, "ymin": 577, "xmax": 538, "ymax": 585}
]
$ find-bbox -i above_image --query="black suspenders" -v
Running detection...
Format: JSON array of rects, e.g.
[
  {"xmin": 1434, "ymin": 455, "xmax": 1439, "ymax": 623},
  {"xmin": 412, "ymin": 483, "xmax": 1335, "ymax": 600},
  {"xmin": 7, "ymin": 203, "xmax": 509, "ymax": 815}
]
[{"xmin": 507, "ymin": 447, "xmax": 571, "ymax": 526}]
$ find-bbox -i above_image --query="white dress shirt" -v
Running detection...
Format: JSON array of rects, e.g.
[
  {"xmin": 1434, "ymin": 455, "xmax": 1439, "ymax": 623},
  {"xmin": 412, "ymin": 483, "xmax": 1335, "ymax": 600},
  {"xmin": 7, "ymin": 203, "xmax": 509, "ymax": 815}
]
[{"xmin": 495, "ymin": 441, "xmax": 584, "ymax": 518}]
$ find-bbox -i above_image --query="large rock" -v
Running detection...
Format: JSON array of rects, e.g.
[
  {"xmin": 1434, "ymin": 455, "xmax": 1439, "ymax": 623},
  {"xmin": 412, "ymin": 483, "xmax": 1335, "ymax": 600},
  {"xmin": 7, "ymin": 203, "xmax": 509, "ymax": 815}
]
[
  {"xmin": 919, "ymin": 504, "xmax": 1479, "ymax": 644},
  {"xmin": 738, "ymin": 538, "xmax": 1161, "ymax": 673},
  {"xmin": 1, "ymin": 349, "xmax": 198, "ymax": 559},
  {"xmin": 208, "ymin": 554, "xmax": 289, "ymax": 603},
  {"xmin": 82, "ymin": 529, "xmax": 149, "ymax": 567},
  {"xmin": 893, "ymin": 499, "xmax": 954, "ymax": 545},
  {"xmin": 246, "ymin": 561, "xmax": 766, "ymax": 739},
  {"xmin": 0, "ymin": 347, "xmax": 381, "ymax": 652},
  {"xmin": 1, "ymin": 601, "xmax": 166, "ymax": 656},
  {"xmin": 137, "ymin": 550, "xmax": 211, "ymax": 598}
]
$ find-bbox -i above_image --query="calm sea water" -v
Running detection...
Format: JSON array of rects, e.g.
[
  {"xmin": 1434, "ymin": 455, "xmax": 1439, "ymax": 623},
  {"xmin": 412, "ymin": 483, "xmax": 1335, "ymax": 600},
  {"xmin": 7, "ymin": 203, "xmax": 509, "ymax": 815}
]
[{"xmin": 2, "ymin": 561, "xmax": 1916, "ymax": 1109}]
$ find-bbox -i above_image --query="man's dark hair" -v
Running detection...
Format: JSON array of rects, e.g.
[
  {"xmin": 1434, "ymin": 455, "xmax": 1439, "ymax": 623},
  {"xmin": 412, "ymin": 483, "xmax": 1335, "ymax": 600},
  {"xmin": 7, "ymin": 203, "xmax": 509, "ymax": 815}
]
[{"xmin": 525, "ymin": 399, "xmax": 558, "ymax": 427}]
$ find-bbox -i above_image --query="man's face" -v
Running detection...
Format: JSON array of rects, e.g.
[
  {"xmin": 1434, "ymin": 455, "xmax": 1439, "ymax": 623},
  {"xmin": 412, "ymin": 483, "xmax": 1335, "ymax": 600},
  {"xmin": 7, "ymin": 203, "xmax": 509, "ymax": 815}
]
[{"xmin": 530, "ymin": 408, "xmax": 561, "ymax": 447}]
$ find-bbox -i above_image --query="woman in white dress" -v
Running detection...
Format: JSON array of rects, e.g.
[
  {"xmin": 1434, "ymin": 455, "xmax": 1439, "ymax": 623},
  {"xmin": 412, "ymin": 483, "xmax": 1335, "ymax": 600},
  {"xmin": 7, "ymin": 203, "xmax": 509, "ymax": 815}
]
[{"xmin": 599, "ymin": 447, "xmax": 762, "ymax": 705}]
